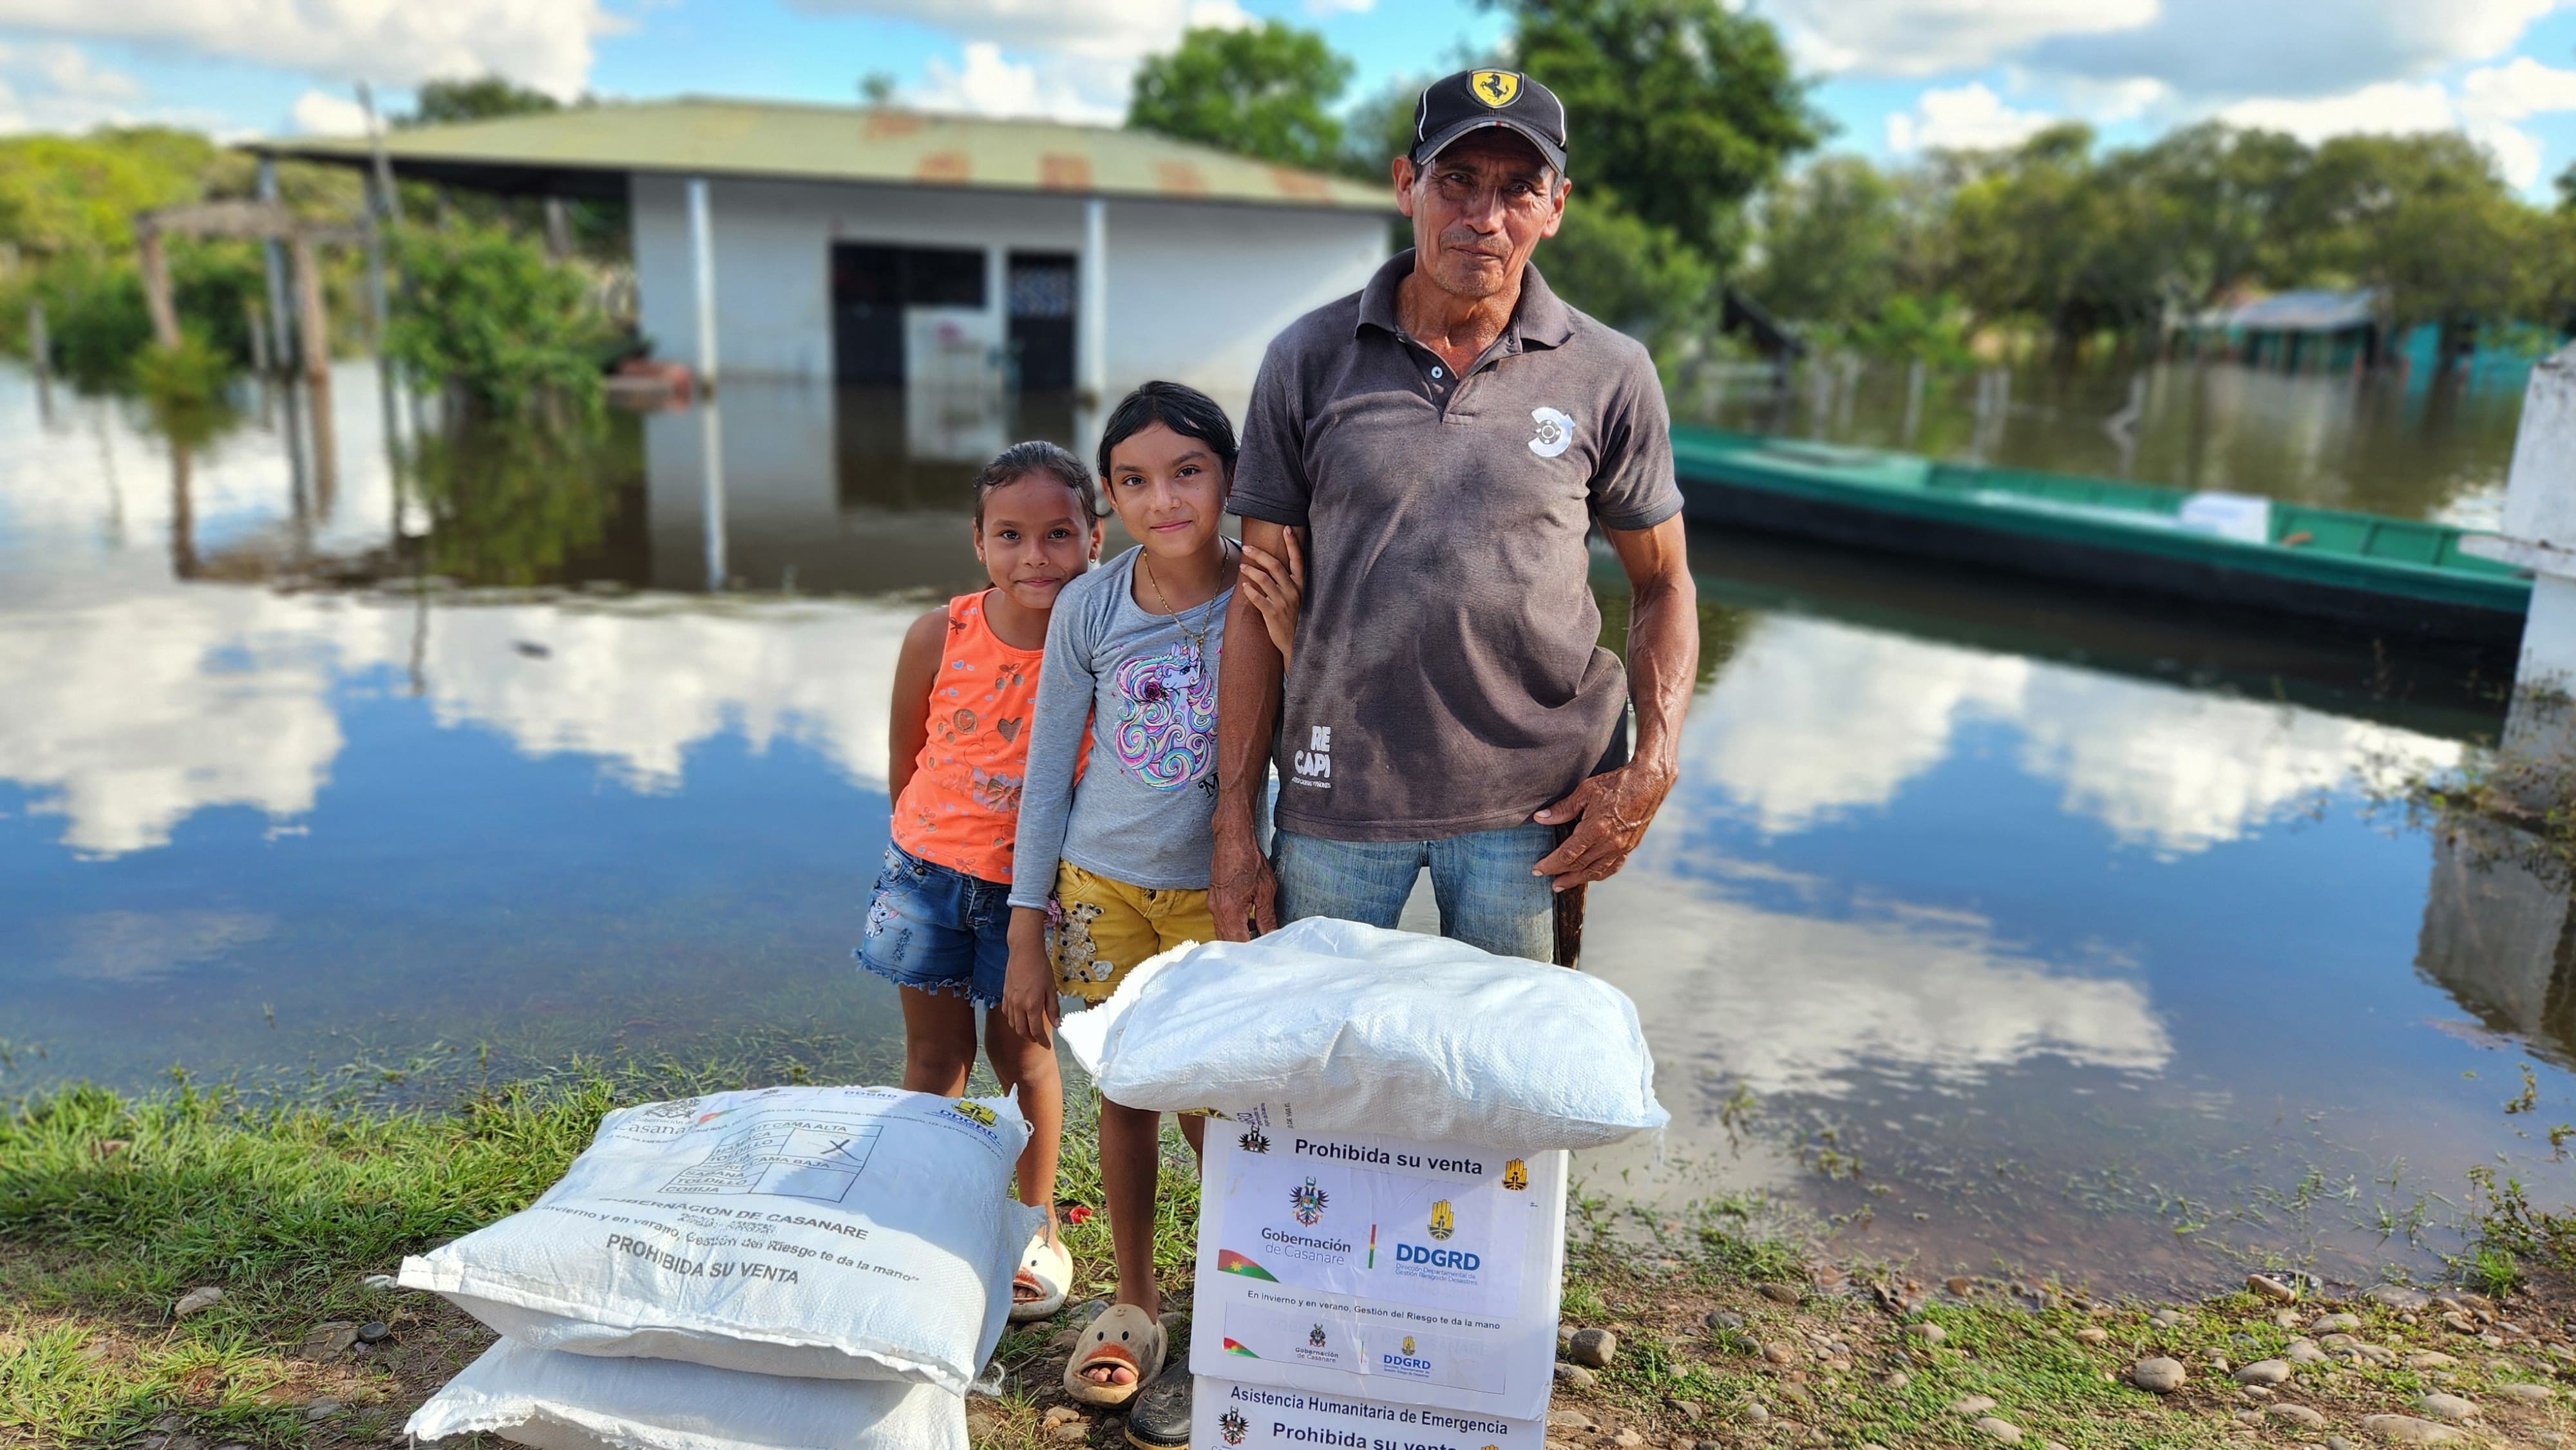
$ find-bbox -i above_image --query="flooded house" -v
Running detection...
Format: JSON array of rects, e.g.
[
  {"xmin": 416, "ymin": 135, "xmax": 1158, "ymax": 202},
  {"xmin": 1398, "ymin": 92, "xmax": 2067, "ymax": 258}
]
[{"xmin": 260, "ymin": 98, "xmax": 1392, "ymax": 402}]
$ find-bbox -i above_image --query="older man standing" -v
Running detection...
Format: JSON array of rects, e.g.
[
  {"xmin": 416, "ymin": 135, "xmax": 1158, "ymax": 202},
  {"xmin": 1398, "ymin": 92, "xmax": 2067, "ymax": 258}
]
[{"xmin": 1211, "ymin": 68, "xmax": 1698, "ymax": 959}]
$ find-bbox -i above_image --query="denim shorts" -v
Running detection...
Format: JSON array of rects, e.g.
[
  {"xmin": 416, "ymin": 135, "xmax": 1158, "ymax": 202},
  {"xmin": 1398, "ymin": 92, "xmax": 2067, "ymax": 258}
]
[
  {"xmin": 1271, "ymin": 822, "xmax": 1558, "ymax": 963},
  {"xmin": 855, "ymin": 843, "xmax": 1013, "ymax": 1008}
]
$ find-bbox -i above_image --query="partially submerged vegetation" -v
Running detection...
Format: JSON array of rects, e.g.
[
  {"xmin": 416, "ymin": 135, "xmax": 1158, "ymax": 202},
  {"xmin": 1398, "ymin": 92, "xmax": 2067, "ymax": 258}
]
[{"xmin": 6, "ymin": 1068, "xmax": 2573, "ymax": 1449}]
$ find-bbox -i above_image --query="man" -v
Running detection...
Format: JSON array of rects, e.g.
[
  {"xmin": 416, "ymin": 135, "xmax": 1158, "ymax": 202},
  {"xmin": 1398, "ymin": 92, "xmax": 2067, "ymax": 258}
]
[{"xmin": 1212, "ymin": 68, "xmax": 1698, "ymax": 960}]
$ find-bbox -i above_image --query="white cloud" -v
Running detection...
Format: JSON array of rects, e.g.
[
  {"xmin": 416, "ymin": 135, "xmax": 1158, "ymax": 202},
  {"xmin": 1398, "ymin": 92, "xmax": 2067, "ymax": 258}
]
[
  {"xmin": 0, "ymin": 39, "xmax": 147, "ymax": 133},
  {"xmin": 909, "ymin": 40, "xmax": 1122, "ymax": 124},
  {"xmin": 2213, "ymin": 66, "xmax": 2576, "ymax": 191},
  {"xmin": 1763, "ymin": 0, "xmax": 2156, "ymax": 79},
  {"xmin": 0, "ymin": 0, "xmax": 609, "ymax": 97},
  {"xmin": 2460, "ymin": 55, "xmax": 2576, "ymax": 117},
  {"xmin": 1884, "ymin": 81, "xmax": 2059, "ymax": 153},
  {"xmin": 2218, "ymin": 80, "xmax": 2459, "ymax": 141},
  {"xmin": 791, "ymin": 0, "xmax": 1246, "ymax": 62},
  {"xmin": 1304, "ymin": 0, "xmax": 1374, "ymax": 12},
  {"xmin": 289, "ymin": 88, "xmax": 368, "ymax": 137},
  {"xmin": 2025, "ymin": 0, "xmax": 2570, "ymax": 102}
]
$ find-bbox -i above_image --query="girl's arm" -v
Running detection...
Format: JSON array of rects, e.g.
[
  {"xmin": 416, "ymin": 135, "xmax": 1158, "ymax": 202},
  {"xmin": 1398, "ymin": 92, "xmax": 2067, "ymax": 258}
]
[
  {"xmin": 1001, "ymin": 591, "xmax": 1099, "ymax": 1044},
  {"xmin": 886, "ymin": 607, "xmax": 947, "ymax": 808}
]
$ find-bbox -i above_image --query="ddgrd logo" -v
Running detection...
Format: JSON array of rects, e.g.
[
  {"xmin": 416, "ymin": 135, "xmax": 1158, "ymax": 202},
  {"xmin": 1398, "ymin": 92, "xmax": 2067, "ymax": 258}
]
[
  {"xmin": 1502, "ymin": 1158, "xmax": 1528, "ymax": 1191},
  {"xmin": 1401, "ymin": 1335, "xmax": 1416, "ymax": 1356},
  {"xmin": 947, "ymin": 1099, "xmax": 996, "ymax": 1127},
  {"xmin": 1427, "ymin": 1199, "xmax": 1455, "ymax": 1241}
]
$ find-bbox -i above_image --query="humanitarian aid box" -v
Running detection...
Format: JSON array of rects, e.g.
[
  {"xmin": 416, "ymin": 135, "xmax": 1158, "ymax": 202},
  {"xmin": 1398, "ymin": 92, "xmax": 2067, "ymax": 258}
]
[{"xmin": 1194, "ymin": 1378, "xmax": 1544, "ymax": 1450}]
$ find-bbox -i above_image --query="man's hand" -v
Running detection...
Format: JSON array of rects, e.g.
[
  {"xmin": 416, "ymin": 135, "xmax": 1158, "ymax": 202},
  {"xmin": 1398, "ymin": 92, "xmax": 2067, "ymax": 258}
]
[
  {"xmin": 1209, "ymin": 822, "xmax": 1278, "ymax": 941},
  {"xmin": 1530, "ymin": 757, "xmax": 1677, "ymax": 891},
  {"xmin": 999, "ymin": 909, "xmax": 1061, "ymax": 1045}
]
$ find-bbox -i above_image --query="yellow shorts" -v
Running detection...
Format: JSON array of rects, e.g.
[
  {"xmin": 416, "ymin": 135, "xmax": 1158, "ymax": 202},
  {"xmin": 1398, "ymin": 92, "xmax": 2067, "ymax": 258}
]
[{"xmin": 1048, "ymin": 860, "xmax": 1214, "ymax": 1003}]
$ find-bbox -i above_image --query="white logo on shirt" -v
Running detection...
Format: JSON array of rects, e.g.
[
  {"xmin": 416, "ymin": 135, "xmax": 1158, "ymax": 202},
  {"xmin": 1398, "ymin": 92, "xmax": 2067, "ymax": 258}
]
[
  {"xmin": 1529, "ymin": 407, "xmax": 1575, "ymax": 458},
  {"xmin": 1292, "ymin": 725, "xmax": 1333, "ymax": 787}
]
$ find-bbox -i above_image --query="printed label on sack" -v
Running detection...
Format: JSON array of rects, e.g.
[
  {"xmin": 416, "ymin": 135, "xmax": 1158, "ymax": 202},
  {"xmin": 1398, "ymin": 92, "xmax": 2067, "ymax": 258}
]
[
  {"xmin": 1193, "ymin": 1378, "xmax": 1542, "ymax": 1450},
  {"xmin": 1216, "ymin": 1136, "xmax": 1523, "ymax": 1316}
]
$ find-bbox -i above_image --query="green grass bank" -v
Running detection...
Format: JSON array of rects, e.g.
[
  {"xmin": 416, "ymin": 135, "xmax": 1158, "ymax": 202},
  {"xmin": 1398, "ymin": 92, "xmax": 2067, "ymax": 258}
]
[{"xmin": 5, "ymin": 1071, "xmax": 2574, "ymax": 1449}]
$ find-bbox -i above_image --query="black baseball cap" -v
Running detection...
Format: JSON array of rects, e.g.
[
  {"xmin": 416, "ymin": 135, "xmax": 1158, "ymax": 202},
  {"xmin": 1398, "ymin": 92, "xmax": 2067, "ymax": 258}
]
[{"xmin": 1408, "ymin": 69, "xmax": 1568, "ymax": 176}]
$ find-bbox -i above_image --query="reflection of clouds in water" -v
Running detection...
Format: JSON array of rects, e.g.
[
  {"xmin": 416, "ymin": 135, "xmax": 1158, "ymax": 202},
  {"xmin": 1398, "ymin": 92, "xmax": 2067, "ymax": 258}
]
[
  {"xmin": 52, "ymin": 910, "xmax": 276, "ymax": 981},
  {"xmin": 1588, "ymin": 839, "xmax": 2173, "ymax": 1100},
  {"xmin": 1691, "ymin": 616, "xmax": 2459, "ymax": 853},
  {"xmin": 0, "ymin": 572, "xmax": 919, "ymax": 856}
]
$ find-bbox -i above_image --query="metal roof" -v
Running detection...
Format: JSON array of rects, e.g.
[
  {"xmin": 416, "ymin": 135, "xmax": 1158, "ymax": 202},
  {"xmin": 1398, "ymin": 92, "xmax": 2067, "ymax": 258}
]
[
  {"xmin": 2230, "ymin": 287, "xmax": 2381, "ymax": 333},
  {"xmin": 256, "ymin": 97, "xmax": 1392, "ymax": 214}
]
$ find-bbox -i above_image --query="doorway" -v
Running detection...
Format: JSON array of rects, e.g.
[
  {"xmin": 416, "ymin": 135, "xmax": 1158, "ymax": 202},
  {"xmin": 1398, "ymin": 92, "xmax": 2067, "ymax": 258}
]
[
  {"xmin": 1007, "ymin": 252, "xmax": 1077, "ymax": 391},
  {"xmin": 829, "ymin": 243, "xmax": 985, "ymax": 384}
]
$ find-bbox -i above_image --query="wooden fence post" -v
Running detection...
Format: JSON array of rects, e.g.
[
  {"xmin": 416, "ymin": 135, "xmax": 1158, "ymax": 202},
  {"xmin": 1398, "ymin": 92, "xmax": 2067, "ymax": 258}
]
[
  {"xmin": 137, "ymin": 223, "xmax": 181, "ymax": 349},
  {"xmin": 289, "ymin": 232, "xmax": 330, "ymax": 386}
]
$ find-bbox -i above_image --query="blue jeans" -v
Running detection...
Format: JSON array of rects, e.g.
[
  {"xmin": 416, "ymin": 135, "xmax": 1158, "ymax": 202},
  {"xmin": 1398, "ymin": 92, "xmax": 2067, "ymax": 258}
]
[
  {"xmin": 855, "ymin": 844, "xmax": 1013, "ymax": 1007},
  {"xmin": 1271, "ymin": 823, "xmax": 1557, "ymax": 963}
]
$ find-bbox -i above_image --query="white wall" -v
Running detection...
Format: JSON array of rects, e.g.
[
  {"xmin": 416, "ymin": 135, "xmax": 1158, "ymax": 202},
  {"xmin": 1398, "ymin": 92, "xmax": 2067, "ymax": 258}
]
[{"xmin": 632, "ymin": 173, "xmax": 1387, "ymax": 400}]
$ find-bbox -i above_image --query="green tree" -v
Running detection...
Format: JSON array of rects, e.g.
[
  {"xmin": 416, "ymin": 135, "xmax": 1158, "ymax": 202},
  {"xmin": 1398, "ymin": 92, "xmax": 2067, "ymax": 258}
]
[
  {"xmin": 1747, "ymin": 155, "xmax": 1900, "ymax": 329},
  {"xmin": 1493, "ymin": 0, "xmax": 1824, "ymax": 267},
  {"xmin": 388, "ymin": 219, "xmax": 615, "ymax": 415},
  {"xmin": 1539, "ymin": 196, "xmax": 1716, "ymax": 360},
  {"xmin": 1936, "ymin": 124, "xmax": 2175, "ymax": 353},
  {"xmin": 1128, "ymin": 21, "xmax": 1352, "ymax": 173},
  {"xmin": 403, "ymin": 77, "xmax": 562, "ymax": 127},
  {"xmin": 2286, "ymin": 131, "xmax": 2532, "ymax": 357},
  {"xmin": 2127, "ymin": 122, "xmax": 2309, "ymax": 305}
]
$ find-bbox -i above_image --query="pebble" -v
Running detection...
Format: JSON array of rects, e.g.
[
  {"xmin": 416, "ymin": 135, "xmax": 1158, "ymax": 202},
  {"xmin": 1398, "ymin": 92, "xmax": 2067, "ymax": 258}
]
[
  {"xmin": 2414, "ymin": 1394, "xmax": 2476, "ymax": 1422},
  {"xmin": 2267, "ymin": 1404, "xmax": 2328, "ymax": 1428},
  {"xmin": 1048, "ymin": 1422, "xmax": 1088, "ymax": 1444},
  {"xmin": 1972, "ymin": 1417, "xmax": 2023, "ymax": 1444},
  {"xmin": 1905, "ymin": 1322, "xmax": 1946, "ymax": 1345},
  {"xmin": 1043, "ymin": 1407, "xmax": 1083, "ymax": 1429},
  {"xmin": 303, "ymin": 1401, "xmax": 342, "ymax": 1423},
  {"xmin": 2286, "ymin": 1338, "xmax": 2329, "ymax": 1364},
  {"xmin": 2367, "ymin": 1286, "xmax": 2432, "ymax": 1311},
  {"xmin": 1762, "ymin": 1342, "xmax": 1796, "ymax": 1365},
  {"xmin": 2248, "ymin": 1274, "xmax": 2300, "ymax": 1303},
  {"xmin": 298, "ymin": 1322, "xmax": 359, "ymax": 1360},
  {"xmin": 2494, "ymin": 1382, "xmax": 2555, "ymax": 1402},
  {"xmin": 1758, "ymin": 1282, "xmax": 1801, "ymax": 1304},
  {"xmin": 2402, "ymin": 1350, "xmax": 2456, "ymax": 1370},
  {"xmin": 1075, "ymin": 1299, "xmax": 1110, "ymax": 1323},
  {"xmin": 173, "ymin": 1287, "xmax": 224, "ymax": 1319},
  {"xmin": 1547, "ymin": 1411, "xmax": 1596, "ymax": 1431},
  {"xmin": 2131, "ymin": 1357, "xmax": 2187, "ymax": 1393},
  {"xmin": 1951, "ymin": 1395, "xmax": 1998, "ymax": 1415},
  {"xmin": 357, "ymin": 1321, "xmax": 390, "ymax": 1343},
  {"xmin": 1884, "ymin": 1371, "xmax": 1911, "ymax": 1389},
  {"xmin": 1739, "ymin": 1404, "xmax": 1769, "ymax": 1424},
  {"xmin": 2234, "ymin": 1359, "xmax": 2292, "ymax": 1386},
  {"xmin": 2327, "ymin": 1438, "xmax": 2356, "ymax": 1450},
  {"xmin": 2359, "ymin": 1414, "xmax": 2462, "ymax": 1444},
  {"xmin": 2312, "ymin": 1313, "xmax": 2362, "ymax": 1333},
  {"xmin": 1568, "ymin": 1328, "xmax": 1618, "ymax": 1369},
  {"xmin": 2149, "ymin": 1308, "xmax": 2185, "ymax": 1328},
  {"xmin": 2074, "ymin": 1327, "xmax": 2109, "ymax": 1344},
  {"xmin": 1554, "ymin": 1362, "xmax": 1596, "ymax": 1389},
  {"xmin": 1611, "ymin": 1433, "xmax": 1643, "ymax": 1449},
  {"xmin": 1703, "ymin": 1309, "xmax": 1743, "ymax": 1332}
]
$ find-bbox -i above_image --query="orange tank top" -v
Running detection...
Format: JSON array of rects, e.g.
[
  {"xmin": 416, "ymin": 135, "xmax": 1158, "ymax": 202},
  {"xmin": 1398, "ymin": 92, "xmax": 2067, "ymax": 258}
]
[{"xmin": 893, "ymin": 591, "xmax": 1045, "ymax": 883}]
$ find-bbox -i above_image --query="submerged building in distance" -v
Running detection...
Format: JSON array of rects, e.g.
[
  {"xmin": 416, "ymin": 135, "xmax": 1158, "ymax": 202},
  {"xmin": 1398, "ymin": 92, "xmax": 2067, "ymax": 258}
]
[{"xmin": 261, "ymin": 97, "xmax": 1393, "ymax": 404}]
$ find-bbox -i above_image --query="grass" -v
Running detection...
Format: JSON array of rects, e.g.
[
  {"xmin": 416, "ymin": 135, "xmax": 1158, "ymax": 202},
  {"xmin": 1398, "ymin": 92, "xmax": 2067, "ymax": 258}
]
[{"xmin": 5, "ymin": 1069, "xmax": 2575, "ymax": 1449}]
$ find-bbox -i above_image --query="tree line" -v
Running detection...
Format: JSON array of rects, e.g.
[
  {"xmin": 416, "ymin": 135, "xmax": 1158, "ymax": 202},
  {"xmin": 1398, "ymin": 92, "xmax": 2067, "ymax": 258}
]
[{"xmin": 1128, "ymin": 0, "xmax": 2576, "ymax": 367}]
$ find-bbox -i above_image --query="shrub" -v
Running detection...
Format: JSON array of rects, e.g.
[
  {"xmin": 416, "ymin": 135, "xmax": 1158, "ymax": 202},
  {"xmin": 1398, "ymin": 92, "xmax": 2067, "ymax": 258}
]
[{"xmin": 388, "ymin": 220, "xmax": 615, "ymax": 415}]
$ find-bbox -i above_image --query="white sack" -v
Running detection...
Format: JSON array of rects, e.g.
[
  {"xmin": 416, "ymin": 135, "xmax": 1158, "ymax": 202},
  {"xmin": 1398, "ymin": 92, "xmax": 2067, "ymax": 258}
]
[
  {"xmin": 406, "ymin": 1336, "xmax": 967, "ymax": 1450},
  {"xmin": 401, "ymin": 1086, "xmax": 1040, "ymax": 1395},
  {"xmin": 1058, "ymin": 918, "xmax": 1667, "ymax": 1151}
]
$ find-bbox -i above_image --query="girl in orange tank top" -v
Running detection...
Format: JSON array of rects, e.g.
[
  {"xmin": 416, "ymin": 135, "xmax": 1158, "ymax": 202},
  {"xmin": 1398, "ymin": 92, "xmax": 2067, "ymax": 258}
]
[{"xmin": 858, "ymin": 440, "xmax": 1101, "ymax": 1323}]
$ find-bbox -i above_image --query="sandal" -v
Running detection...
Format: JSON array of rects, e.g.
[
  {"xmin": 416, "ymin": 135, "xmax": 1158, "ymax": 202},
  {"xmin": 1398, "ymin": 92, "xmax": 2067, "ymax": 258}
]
[
  {"xmin": 1124, "ymin": 1364, "xmax": 1192, "ymax": 1449},
  {"xmin": 1065, "ymin": 1303, "xmax": 1164, "ymax": 1407},
  {"xmin": 1010, "ymin": 1230, "xmax": 1072, "ymax": 1323}
]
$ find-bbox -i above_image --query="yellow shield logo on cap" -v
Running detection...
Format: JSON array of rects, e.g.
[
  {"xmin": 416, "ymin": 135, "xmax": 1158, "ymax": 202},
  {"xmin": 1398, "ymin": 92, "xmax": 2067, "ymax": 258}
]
[{"xmin": 1470, "ymin": 70, "xmax": 1520, "ymax": 108}]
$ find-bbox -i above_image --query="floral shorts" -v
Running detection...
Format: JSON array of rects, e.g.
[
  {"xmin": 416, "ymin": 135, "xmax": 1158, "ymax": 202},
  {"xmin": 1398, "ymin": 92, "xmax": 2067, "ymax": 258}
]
[{"xmin": 1048, "ymin": 860, "xmax": 1215, "ymax": 1004}]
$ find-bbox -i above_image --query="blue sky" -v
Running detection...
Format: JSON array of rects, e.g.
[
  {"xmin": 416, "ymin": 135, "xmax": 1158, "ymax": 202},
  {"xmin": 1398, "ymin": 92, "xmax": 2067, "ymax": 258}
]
[{"xmin": 3, "ymin": 0, "xmax": 2575, "ymax": 197}]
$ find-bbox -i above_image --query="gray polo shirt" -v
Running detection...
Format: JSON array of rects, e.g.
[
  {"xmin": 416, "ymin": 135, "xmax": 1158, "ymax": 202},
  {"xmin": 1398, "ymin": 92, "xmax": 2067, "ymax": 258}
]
[{"xmin": 1229, "ymin": 249, "xmax": 1681, "ymax": 842}]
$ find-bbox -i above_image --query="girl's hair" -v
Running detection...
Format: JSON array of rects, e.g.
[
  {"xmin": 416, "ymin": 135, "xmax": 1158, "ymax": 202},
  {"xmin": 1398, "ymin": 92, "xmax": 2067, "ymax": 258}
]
[
  {"xmin": 974, "ymin": 440, "xmax": 1099, "ymax": 524},
  {"xmin": 1096, "ymin": 380, "xmax": 1240, "ymax": 481}
]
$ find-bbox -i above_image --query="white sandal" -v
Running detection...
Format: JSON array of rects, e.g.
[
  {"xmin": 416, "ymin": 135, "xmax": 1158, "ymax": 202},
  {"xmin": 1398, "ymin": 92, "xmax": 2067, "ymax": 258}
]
[
  {"xmin": 1063, "ymin": 1303, "xmax": 1164, "ymax": 1406},
  {"xmin": 1010, "ymin": 1230, "xmax": 1072, "ymax": 1322}
]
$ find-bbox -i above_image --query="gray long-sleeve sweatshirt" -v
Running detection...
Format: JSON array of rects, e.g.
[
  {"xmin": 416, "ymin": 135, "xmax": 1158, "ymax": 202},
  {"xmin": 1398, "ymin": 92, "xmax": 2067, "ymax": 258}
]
[{"xmin": 1007, "ymin": 547, "xmax": 1232, "ymax": 909}]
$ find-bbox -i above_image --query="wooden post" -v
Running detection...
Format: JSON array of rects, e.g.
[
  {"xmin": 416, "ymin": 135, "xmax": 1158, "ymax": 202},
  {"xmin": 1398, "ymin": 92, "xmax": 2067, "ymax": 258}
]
[
  {"xmin": 245, "ymin": 297, "xmax": 269, "ymax": 374},
  {"xmin": 137, "ymin": 223, "xmax": 181, "ymax": 349},
  {"xmin": 289, "ymin": 231, "xmax": 329, "ymax": 385},
  {"xmin": 544, "ymin": 198, "xmax": 572, "ymax": 259},
  {"xmin": 257, "ymin": 156, "xmax": 294, "ymax": 373},
  {"xmin": 26, "ymin": 299, "xmax": 48, "ymax": 378}
]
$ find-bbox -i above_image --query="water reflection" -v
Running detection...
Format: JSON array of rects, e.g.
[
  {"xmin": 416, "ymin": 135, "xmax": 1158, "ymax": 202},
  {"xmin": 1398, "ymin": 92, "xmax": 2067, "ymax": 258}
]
[{"xmin": 2, "ymin": 361, "xmax": 2570, "ymax": 1291}]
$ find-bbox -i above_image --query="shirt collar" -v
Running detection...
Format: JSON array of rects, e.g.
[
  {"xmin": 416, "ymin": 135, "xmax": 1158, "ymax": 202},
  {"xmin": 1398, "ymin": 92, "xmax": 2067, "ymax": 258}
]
[{"xmin": 1356, "ymin": 247, "xmax": 1576, "ymax": 353}]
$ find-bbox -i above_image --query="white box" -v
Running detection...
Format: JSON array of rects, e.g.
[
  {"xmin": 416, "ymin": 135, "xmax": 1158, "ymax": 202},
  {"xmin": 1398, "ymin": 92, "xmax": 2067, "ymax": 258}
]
[
  {"xmin": 1196, "ymin": 1379, "xmax": 1545, "ymax": 1450},
  {"xmin": 1188, "ymin": 1104, "xmax": 1564, "ymax": 1421}
]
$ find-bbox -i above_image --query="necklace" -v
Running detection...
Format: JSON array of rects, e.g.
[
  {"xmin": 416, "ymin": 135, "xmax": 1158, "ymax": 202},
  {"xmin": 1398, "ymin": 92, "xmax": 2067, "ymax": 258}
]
[{"xmin": 1140, "ymin": 540, "xmax": 1233, "ymax": 659}]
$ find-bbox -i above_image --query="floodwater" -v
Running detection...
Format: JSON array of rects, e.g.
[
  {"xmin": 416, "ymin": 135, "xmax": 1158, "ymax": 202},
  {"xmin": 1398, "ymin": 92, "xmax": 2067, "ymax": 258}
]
[
  {"xmin": 1695, "ymin": 352, "xmax": 2535, "ymax": 529},
  {"xmin": 2, "ymin": 359, "xmax": 2568, "ymax": 1297}
]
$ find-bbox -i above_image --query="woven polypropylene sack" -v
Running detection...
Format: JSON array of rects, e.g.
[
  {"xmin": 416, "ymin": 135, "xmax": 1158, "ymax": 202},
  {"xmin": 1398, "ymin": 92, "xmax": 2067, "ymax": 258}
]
[
  {"xmin": 405, "ymin": 1336, "xmax": 968, "ymax": 1450},
  {"xmin": 401, "ymin": 1086, "xmax": 1040, "ymax": 1395},
  {"xmin": 1059, "ymin": 918, "xmax": 1667, "ymax": 1151}
]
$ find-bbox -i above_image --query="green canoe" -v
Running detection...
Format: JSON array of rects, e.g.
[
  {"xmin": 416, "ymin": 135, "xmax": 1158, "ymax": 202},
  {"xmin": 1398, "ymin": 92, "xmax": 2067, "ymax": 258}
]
[{"xmin": 1669, "ymin": 427, "xmax": 2530, "ymax": 647}]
